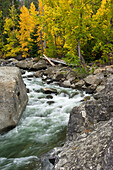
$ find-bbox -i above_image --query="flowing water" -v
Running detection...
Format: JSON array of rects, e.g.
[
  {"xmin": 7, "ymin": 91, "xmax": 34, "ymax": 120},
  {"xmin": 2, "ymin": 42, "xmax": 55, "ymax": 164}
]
[{"xmin": 0, "ymin": 71, "xmax": 89, "ymax": 170}]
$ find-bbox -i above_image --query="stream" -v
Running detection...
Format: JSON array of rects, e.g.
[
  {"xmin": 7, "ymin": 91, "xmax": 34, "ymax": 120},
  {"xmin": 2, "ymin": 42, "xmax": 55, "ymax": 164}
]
[{"xmin": 0, "ymin": 71, "xmax": 89, "ymax": 170}]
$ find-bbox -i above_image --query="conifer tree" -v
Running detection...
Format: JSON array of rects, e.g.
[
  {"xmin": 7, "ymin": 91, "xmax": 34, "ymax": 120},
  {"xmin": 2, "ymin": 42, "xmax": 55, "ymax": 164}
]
[{"xmin": 3, "ymin": 5, "xmax": 19, "ymax": 58}]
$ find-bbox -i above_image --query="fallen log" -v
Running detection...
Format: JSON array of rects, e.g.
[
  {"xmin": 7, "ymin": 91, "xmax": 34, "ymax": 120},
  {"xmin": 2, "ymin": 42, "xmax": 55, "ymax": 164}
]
[
  {"xmin": 41, "ymin": 54, "xmax": 67, "ymax": 66},
  {"xmin": 43, "ymin": 54, "xmax": 55, "ymax": 66}
]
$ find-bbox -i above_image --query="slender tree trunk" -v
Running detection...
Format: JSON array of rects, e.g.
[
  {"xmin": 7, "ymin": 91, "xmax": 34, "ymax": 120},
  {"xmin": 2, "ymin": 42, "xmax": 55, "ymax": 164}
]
[
  {"xmin": 42, "ymin": 2, "xmax": 46, "ymax": 52},
  {"xmin": 44, "ymin": 35, "xmax": 46, "ymax": 50},
  {"xmin": 22, "ymin": 0, "xmax": 25, "ymax": 6},
  {"xmin": 38, "ymin": 0, "xmax": 44, "ymax": 53},
  {"xmin": 77, "ymin": 39, "xmax": 82, "ymax": 61},
  {"xmin": 77, "ymin": 9, "xmax": 85, "ymax": 64},
  {"xmin": 54, "ymin": 35, "xmax": 58, "ymax": 57},
  {"xmin": 12, "ymin": 0, "xmax": 14, "ymax": 6},
  {"xmin": 40, "ymin": 30, "xmax": 43, "ymax": 52},
  {"xmin": 77, "ymin": 39, "xmax": 85, "ymax": 64}
]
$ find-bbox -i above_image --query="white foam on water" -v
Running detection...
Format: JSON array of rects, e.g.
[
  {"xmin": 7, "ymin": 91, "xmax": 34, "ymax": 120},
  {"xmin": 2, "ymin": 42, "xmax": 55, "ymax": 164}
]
[{"xmin": 0, "ymin": 71, "xmax": 90, "ymax": 169}]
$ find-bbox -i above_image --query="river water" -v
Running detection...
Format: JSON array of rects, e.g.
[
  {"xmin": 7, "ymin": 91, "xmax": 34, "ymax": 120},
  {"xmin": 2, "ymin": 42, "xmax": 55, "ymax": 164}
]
[{"xmin": 0, "ymin": 71, "xmax": 89, "ymax": 170}]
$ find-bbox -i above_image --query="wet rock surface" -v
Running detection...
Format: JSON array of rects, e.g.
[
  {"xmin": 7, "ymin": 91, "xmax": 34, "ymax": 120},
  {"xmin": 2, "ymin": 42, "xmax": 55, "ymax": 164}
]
[{"xmin": 0, "ymin": 67, "xmax": 28, "ymax": 133}]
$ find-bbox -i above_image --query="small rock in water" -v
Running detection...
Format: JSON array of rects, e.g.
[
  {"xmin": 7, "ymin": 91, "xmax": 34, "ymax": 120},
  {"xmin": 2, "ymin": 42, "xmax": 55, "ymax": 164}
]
[
  {"xmin": 41, "ymin": 88, "xmax": 57, "ymax": 94},
  {"xmin": 47, "ymin": 101, "xmax": 55, "ymax": 105},
  {"xmin": 46, "ymin": 95, "xmax": 53, "ymax": 99},
  {"xmin": 26, "ymin": 88, "xmax": 30, "ymax": 93}
]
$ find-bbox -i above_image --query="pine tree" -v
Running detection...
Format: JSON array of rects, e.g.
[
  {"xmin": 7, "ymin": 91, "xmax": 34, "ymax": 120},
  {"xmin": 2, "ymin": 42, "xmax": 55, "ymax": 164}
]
[{"xmin": 3, "ymin": 5, "xmax": 19, "ymax": 58}]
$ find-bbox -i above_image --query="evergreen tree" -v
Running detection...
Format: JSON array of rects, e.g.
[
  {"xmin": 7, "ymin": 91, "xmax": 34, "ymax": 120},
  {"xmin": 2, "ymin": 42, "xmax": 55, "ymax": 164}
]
[{"xmin": 3, "ymin": 5, "xmax": 19, "ymax": 58}]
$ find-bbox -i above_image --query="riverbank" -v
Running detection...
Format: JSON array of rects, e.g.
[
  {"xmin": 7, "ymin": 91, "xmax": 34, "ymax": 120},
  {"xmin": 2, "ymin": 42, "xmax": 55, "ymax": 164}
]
[
  {"xmin": 0, "ymin": 57, "xmax": 113, "ymax": 169},
  {"xmin": 54, "ymin": 65, "xmax": 113, "ymax": 169}
]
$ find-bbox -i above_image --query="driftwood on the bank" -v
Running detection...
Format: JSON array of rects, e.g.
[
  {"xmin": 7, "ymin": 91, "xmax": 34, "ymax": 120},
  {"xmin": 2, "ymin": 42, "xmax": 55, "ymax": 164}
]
[
  {"xmin": 43, "ymin": 54, "xmax": 55, "ymax": 66},
  {"xmin": 41, "ymin": 54, "xmax": 67, "ymax": 66}
]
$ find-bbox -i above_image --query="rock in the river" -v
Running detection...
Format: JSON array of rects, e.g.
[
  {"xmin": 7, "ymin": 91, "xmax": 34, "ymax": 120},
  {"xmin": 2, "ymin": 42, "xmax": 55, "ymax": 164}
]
[
  {"xmin": 41, "ymin": 88, "xmax": 57, "ymax": 94},
  {"xmin": 0, "ymin": 67, "xmax": 28, "ymax": 133}
]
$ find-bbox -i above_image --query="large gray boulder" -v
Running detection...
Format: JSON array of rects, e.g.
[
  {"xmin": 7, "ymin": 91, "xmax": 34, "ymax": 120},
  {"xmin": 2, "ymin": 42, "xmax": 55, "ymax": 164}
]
[
  {"xmin": 0, "ymin": 67, "xmax": 28, "ymax": 133},
  {"xmin": 54, "ymin": 119, "xmax": 113, "ymax": 169},
  {"xmin": 54, "ymin": 74, "xmax": 113, "ymax": 169}
]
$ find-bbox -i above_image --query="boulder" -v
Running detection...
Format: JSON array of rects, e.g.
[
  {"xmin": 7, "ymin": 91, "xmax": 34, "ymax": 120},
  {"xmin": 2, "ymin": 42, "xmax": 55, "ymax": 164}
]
[
  {"xmin": 67, "ymin": 75, "xmax": 113, "ymax": 141},
  {"xmin": 84, "ymin": 74, "xmax": 102, "ymax": 86},
  {"xmin": 16, "ymin": 59, "xmax": 47, "ymax": 71},
  {"xmin": 54, "ymin": 119, "xmax": 113, "ymax": 169},
  {"xmin": 16, "ymin": 59, "xmax": 34, "ymax": 69},
  {"xmin": 32, "ymin": 60, "xmax": 47, "ymax": 71},
  {"xmin": 0, "ymin": 67, "xmax": 28, "ymax": 133},
  {"xmin": 54, "ymin": 75, "xmax": 113, "ymax": 169},
  {"xmin": 75, "ymin": 79, "xmax": 85, "ymax": 89}
]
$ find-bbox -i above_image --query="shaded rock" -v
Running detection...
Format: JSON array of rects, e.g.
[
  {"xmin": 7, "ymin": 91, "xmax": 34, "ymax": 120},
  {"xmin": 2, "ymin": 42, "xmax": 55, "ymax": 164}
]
[
  {"xmin": 95, "ymin": 85, "xmax": 105, "ymax": 93},
  {"xmin": 67, "ymin": 75, "xmax": 113, "ymax": 141},
  {"xmin": 54, "ymin": 119, "xmax": 113, "ymax": 170},
  {"xmin": 41, "ymin": 148, "xmax": 61, "ymax": 170},
  {"xmin": 0, "ymin": 59, "xmax": 9, "ymax": 66},
  {"xmin": 61, "ymin": 80, "xmax": 71, "ymax": 87},
  {"xmin": 54, "ymin": 74, "xmax": 113, "ymax": 169},
  {"xmin": 32, "ymin": 60, "xmax": 47, "ymax": 71},
  {"xmin": 26, "ymin": 88, "xmax": 30, "ymax": 93},
  {"xmin": 105, "ymin": 65, "xmax": 113, "ymax": 73},
  {"xmin": 0, "ymin": 67, "xmax": 28, "ymax": 133},
  {"xmin": 16, "ymin": 60, "xmax": 34, "ymax": 69},
  {"xmin": 86, "ymin": 84, "xmax": 97, "ymax": 94},
  {"xmin": 102, "ymin": 132, "xmax": 113, "ymax": 170},
  {"xmin": 84, "ymin": 74, "xmax": 102, "ymax": 87},
  {"xmin": 16, "ymin": 59, "xmax": 47, "ymax": 71},
  {"xmin": 34, "ymin": 70, "xmax": 44, "ymax": 78},
  {"xmin": 55, "ymin": 73, "xmax": 65, "ymax": 81},
  {"xmin": 46, "ymin": 95, "xmax": 53, "ymax": 99},
  {"xmin": 94, "ymin": 67, "xmax": 105, "ymax": 74},
  {"xmin": 41, "ymin": 88, "xmax": 57, "ymax": 94},
  {"xmin": 75, "ymin": 79, "xmax": 85, "ymax": 89},
  {"xmin": 47, "ymin": 101, "xmax": 55, "ymax": 105}
]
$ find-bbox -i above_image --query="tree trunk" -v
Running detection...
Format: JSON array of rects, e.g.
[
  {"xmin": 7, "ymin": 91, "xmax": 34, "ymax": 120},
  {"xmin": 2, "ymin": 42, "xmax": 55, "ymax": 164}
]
[
  {"xmin": 77, "ymin": 39, "xmax": 85, "ymax": 64},
  {"xmin": 54, "ymin": 35, "xmax": 58, "ymax": 57},
  {"xmin": 12, "ymin": 0, "xmax": 14, "ymax": 6},
  {"xmin": 38, "ymin": 0, "xmax": 44, "ymax": 53}
]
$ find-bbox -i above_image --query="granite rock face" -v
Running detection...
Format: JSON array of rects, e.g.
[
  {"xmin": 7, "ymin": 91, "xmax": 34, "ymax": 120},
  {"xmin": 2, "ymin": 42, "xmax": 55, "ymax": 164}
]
[
  {"xmin": 55, "ymin": 119, "xmax": 113, "ymax": 169},
  {"xmin": 54, "ymin": 72, "xmax": 113, "ymax": 169},
  {"xmin": 0, "ymin": 67, "xmax": 28, "ymax": 133}
]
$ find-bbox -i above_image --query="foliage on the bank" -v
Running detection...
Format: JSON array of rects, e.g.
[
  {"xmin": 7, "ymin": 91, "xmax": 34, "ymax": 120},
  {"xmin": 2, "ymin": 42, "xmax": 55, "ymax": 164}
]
[{"xmin": 0, "ymin": 0, "xmax": 113, "ymax": 65}]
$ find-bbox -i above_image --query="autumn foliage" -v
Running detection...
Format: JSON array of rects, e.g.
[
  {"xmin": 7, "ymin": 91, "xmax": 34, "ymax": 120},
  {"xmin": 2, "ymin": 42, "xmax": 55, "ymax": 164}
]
[{"xmin": 0, "ymin": 0, "xmax": 113, "ymax": 64}]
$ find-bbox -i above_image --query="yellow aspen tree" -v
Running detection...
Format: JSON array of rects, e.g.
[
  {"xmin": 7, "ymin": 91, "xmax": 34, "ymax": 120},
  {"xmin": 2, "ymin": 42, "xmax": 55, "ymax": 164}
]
[
  {"xmin": 18, "ymin": 3, "xmax": 37, "ymax": 58},
  {"xmin": 92, "ymin": 0, "xmax": 113, "ymax": 62},
  {"xmin": 18, "ymin": 6, "xmax": 31, "ymax": 57},
  {"xmin": 37, "ymin": 0, "xmax": 45, "ymax": 53}
]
